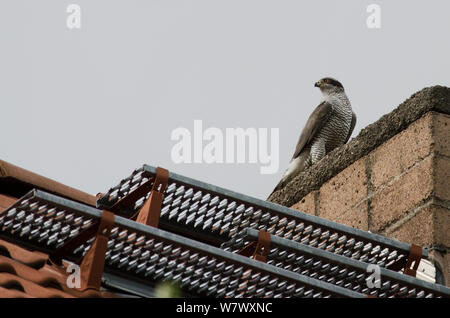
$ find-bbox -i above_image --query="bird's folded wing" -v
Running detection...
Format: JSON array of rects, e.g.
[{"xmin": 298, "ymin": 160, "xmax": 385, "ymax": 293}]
[
  {"xmin": 344, "ymin": 111, "xmax": 357, "ymax": 143},
  {"xmin": 292, "ymin": 101, "xmax": 333, "ymax": 159}
]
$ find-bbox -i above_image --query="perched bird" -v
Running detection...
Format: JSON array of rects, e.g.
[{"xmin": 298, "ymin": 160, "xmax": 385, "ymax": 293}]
[{"xmin": 268, "ymin": 77, "xmax": 356, "ymax": 198}]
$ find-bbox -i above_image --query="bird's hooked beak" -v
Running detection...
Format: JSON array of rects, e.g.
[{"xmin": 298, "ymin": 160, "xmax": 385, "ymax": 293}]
[{"xmin": 314, "ymin": 80, "xmax": 321, "ymax": 88}]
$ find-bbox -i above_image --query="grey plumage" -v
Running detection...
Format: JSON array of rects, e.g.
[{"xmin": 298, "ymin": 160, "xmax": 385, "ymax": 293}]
[{"xmin": 268, "ymin": 77, "xmax": 356, "ymax": 198}]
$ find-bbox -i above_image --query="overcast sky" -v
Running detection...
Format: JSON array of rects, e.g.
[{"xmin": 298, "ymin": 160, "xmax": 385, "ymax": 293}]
[{"xmin": 1, "ymin": 0, "xmax": 449, "ymax": 201}]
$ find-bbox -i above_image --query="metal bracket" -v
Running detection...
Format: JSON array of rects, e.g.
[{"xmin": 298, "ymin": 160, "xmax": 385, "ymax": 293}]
[
  {"xmin": 48, "ymin": 210, "xmax": 115, "ymax": 291},
  {"xmin": 386, "ymin": 244, "xmax": 424, "ymax": 276},
  {"xmin": 237, "ymin": 230, "xmax": 271, "ymax": 263},
  {"xmin": 403, "ymin": 244, "xmax": 422, "ymax": 277},
  {"xmin": 133, "ymin": 167, "xmax": 169, "ymax": 227},
  {"xmin": 107, "ymin": 178, "xmax": 153, "ymax": 216}
]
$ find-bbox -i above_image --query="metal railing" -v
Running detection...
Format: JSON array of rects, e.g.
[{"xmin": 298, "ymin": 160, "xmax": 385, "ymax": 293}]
[
  {"xmin": 96, "ymin": 165, "xmax": 427, "ymax": 271},
  {"xmin": 223, "ymin": 228, "xmax": 450, "ymax": 298},
  {"xmin": 0, "ymin": 190, "xmax": 365, "ymax": 298}
]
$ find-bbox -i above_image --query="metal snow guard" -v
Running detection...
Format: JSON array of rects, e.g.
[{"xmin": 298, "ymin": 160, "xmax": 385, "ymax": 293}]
[
  {"xmin": 0, "ymin": 189, "xmax": 365, "ymax": 298},
  {"xmin": 96, "ymin": 164, "xmax": 427, "ymax": 270},
  {"xmin": 222, "ymin": 228, "xmax": 450, "ymax": 298}
]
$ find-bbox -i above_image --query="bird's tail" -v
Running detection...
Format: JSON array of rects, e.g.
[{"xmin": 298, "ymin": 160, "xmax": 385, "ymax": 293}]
[
  {"xmin": 266, "ymin": 150, "xmax": 311, "ymax": 201},
  {"xmin": 267, "ymin": 177, "xmax": 288, "ymax": 201}
]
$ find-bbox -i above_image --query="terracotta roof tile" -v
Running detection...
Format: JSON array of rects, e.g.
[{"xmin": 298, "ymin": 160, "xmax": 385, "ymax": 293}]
[
  {"xmin": 0, "ymin": 194, "xmax": 16, "ymax": 212},
  {"xmin": 0, "ymin": 286, "xmax": 32, "ymax": 298},
  {"xmin": 0, "ymin": 240, "xmax": 119, "ymax": 298},
  {"xmin": 0, "ymin": 273, "xmax": 74, "ymax": 298},
  {"xmin": 0, "ymin": 159, "xmax": 96, "ymax": 207},
  {"xmin": 0, "ymin": 240, "xmax": 47, "ymax": 268}
]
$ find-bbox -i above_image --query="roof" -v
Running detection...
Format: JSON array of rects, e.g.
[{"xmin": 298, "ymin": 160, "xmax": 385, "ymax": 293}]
[
  {"xmin": 1, "ymin": 161, "xmax": 449, "ymax": 298},
  {"xmin": 268, "ymin": 85, "xmax": 450, "ymax": 206},
  {"xmin": 1, "ymin": 190, "xmax": 363, "ymax": 298},
  {"xmin": 98, "ymin": 165, "xmax": 427, "ymax": 263},
  {"xmin": 0, "ymin": 160, "xmax": 96, "ymax": 207},
  {"xmin": 0, "ymin": 239, "xmax": 117, "ymax": 298},
  {"xmin": 93, "ymin": 164, "xmax": 450, "ymax": 298},
  {"xmin": 225, "ymin": 229, "xmax": 446, "ymax": 297}
]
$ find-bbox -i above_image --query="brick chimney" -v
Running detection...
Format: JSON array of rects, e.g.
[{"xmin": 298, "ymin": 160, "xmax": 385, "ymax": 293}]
[{"xmin": 269, "ymin": 86, "xmax": 450, "ymax": 286}]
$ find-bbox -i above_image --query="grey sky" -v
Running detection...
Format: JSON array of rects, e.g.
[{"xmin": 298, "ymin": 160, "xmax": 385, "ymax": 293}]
[{"xmin": 1, "ymin": 0, "xmax": 449, "ymax": 200}]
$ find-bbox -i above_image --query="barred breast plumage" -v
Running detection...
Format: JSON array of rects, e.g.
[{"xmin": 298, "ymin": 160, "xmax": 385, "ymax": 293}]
[{"xmin": 310, "ymin": 93, "xmax": 353, "ymax": 163}]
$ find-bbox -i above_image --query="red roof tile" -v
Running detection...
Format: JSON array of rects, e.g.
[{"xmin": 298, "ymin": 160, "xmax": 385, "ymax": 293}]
[
  {"xmin": 0, "ymin": 239, "xmax": 119, "ymax": 298},
  {"xmin": 0, "ymin": 194, "xmax": 16, "ymax": 212},
  {"xmin": 0, "ymin": 159, "xmax": 96, "ymax": 207}
]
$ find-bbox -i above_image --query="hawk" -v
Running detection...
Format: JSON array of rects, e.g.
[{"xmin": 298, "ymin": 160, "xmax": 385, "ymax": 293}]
[{"xmin": 268, "ymin": 77, "xmax": 356, "ymax": 198}]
